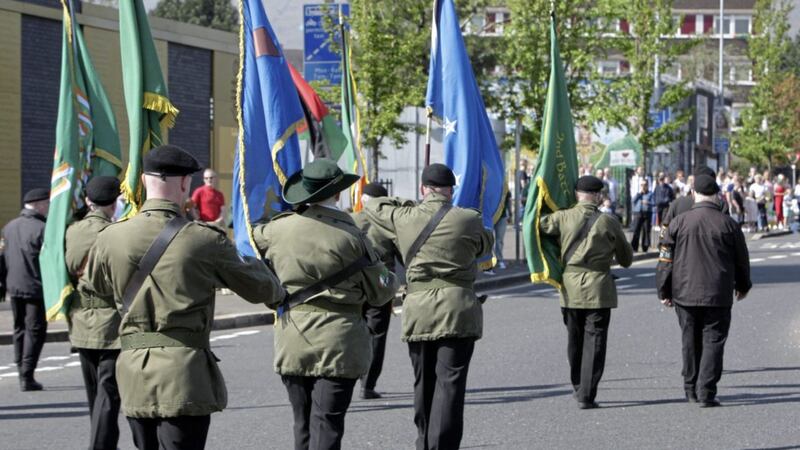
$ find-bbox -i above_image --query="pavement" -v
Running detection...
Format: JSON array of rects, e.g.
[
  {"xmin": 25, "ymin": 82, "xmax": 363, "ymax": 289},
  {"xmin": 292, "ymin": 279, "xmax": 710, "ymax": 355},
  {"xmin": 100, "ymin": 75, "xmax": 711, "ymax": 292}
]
[
  {"xmin": 1, "ymin": 233, "xmax": 798, "ymax": 449},
  {"xmin": 1, "ymin": 225, "xmax": 794, "ymax": 345}
]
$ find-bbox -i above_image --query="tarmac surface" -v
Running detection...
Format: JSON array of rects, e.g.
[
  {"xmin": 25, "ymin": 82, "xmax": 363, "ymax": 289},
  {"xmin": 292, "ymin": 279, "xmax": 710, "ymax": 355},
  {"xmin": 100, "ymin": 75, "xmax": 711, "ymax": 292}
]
[{"xmin": 1, "ymin": 233, "xmax": 799, "ymax": 449}]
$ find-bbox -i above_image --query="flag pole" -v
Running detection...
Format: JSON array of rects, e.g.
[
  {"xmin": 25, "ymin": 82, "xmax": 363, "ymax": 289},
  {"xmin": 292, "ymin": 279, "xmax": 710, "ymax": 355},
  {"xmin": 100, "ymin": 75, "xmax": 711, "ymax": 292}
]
[{"xmin": 425, "ymin": 111, "xmax": 432, "ymax": 167}]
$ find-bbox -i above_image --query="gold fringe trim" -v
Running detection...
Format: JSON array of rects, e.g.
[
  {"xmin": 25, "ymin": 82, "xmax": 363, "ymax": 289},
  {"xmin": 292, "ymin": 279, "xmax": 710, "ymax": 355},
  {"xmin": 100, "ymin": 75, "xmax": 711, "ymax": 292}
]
[
  {"xmin": 94, "ymin": 147, "xmax": 123, "ymax": 169},
  {"xmin": 143, "ymin": 91, "xmax": 179, "ymax": 129},
  {"xmin": 46, "ymin": 284, "xmax": 73, "ymax": 322},
  {"xmin": 271, "ymin": 118, "xmax": 306, "ymax": 186},
  {"xmin": 527, "ymin": 176, "xmax": 563, "ymax": 290},
  {"xmin": 234, "ymin": 0, "xmax": 259, "ymax": 256}
]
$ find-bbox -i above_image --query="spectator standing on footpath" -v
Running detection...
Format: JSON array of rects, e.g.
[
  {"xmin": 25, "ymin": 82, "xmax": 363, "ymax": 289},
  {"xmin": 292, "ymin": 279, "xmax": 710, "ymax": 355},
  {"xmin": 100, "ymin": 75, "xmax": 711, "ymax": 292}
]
[
  {"xmin": 603, "ymin": 167, "xmax": 618, "ymax": 211},
  {"xmin": 631, "ymin": 180, "xmax": 654, "ymax": 252},
  {"xmin": 749, "ymin": 175, "xmax": 768, "ymax": 231},
  {"xmin": 657, "ymin": 174, "xmax": 751, "ymax": 407},
  {"xmin": 654, "ymin": 175, "xmax": 675, "ymax": 226},
  {"xmin": 494, "ymin": 190, "xmax": 512, "ymax": 269},
  {"xmin": 0, "ymin": 188, "xmax": 50, "ymax": 391},
  {"xmin": 774, "ymin": 174, "xmax": 786, "ymax": 229},
  {"xmin": 191, "ymin": 168, "xmax": 225, "ymax": 227}
]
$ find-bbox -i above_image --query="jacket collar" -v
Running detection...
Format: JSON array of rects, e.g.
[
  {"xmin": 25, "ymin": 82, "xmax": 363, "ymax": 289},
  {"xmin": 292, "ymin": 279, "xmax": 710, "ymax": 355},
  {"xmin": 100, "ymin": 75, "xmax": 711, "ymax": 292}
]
[
  {"xmin": 422, "ymin": 192, "xmax": 452, "ymax": 205},
  {"xmin": 577, "ymin": 200, "xmax": 599, "ymax": 210},
  {"xmin": 20, "ymin": 207, "xmax": 46, "ymax": 221},
  {"xmin": 305, "ymin": 203, "xmax": 352, "ymax": 222},
  {"xmin": 85, "ymin": 209, "xmax": 112, "ymax": 222},
  {"xmin": 139, "ymin": 198, "xmax": 184, "ymax": 216},
  {"xmin": 691, "ymin": 200, "xmax": 722, "ymax": 211}
]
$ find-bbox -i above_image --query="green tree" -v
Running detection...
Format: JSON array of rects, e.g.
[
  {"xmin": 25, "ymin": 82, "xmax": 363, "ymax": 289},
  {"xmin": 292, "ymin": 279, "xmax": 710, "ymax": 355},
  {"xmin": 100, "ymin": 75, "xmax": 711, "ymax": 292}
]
[
  {"xmin": 343, "ymin": 0, "xmax": 493, "ymax": 179},
  {"xmin": 733, "ymin": 0, "xmax": 794, "ymax": 169},
  {"xmin": 592, "ymin": 0, "xmax": 696, "ymax": 174},
  {"xmin": 152, "ymin": 0, "xmax": 238, "ymax": 32},
  {"xmin": 496, "ymin": 0, "xmax": 617, "ymax": 151}
]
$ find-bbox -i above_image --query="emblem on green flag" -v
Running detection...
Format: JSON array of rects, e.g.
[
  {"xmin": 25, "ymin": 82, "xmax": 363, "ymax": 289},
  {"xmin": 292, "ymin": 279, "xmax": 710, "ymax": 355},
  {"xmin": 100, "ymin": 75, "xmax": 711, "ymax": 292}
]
[{"xmin": 523, "ymin": 15, "xmax": 580, "ymax": 289}]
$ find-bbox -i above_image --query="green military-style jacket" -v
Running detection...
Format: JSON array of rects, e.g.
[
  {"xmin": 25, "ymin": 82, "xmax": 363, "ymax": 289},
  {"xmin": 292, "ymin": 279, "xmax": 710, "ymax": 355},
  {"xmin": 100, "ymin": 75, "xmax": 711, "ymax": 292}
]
[
  {"xmin": 364, "ymin": 193, "xmax": 494, "ymax": 342},
  {"xmin": 351, "ymin": 209, "xmax": 401, "ymax": 272},
  {"xmin": 253, "ymin": 204, "xmax": 398, "ymax": 379},
  {"xmin": 539, "ymin": 201, "xmax": 634, "ymax": 309},
  {"xmin": 65, "ymin": 210, "xmax": 119, "ymax": 349},
  {"xmin": 82, "ymin": 199, "xmax": 285, "ymax": 418}
]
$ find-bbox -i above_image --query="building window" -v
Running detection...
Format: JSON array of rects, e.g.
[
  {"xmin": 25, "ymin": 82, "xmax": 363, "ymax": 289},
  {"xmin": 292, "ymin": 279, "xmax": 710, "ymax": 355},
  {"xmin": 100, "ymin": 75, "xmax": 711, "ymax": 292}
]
[
  {"xmin": 713, "ymin": 16, "xmax": 731, "ymax": 35},
  {"xmin": 485, "ymin": 12, "xmax": 496, "ymax": 34},
  {"xmin": 734, "ymin": 16, "xmax": 751, "ymax": 35},
  {"xmin": 598, "ymin": 60, "xmax": 620, "ymax": 76},
  {"xmin": 676, "ymin": 14, "xmax": 695, "ymax": 36}
]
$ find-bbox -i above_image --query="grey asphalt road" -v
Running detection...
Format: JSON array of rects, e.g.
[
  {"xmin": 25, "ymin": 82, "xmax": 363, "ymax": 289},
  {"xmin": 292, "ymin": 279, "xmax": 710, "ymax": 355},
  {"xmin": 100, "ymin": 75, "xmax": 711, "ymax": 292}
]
[{"xmin": 1, "ymin": 235, "xmax": 799, "ymax": 449}]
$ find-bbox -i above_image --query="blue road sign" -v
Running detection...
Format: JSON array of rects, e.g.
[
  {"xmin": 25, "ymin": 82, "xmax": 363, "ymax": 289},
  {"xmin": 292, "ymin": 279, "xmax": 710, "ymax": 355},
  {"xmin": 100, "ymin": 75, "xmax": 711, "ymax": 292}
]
[
  {"xmin": 714, "ymin": 138, "xmax": 729, "ymax": 154},
  {"xmin": 303, "ymin": 3, "xmax": 349, "ymax": 84}
]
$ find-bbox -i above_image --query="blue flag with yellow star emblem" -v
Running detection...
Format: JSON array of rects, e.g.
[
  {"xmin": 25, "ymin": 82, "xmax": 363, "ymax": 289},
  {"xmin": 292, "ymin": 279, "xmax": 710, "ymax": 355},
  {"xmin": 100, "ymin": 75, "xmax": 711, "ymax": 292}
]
[
  {"xmin": 425, "ymin": 0, "xmax": 506, "ymax": 269},
  {"xmin": 232, "ymin": 0, "xmax": 305, "ymax": 257}
]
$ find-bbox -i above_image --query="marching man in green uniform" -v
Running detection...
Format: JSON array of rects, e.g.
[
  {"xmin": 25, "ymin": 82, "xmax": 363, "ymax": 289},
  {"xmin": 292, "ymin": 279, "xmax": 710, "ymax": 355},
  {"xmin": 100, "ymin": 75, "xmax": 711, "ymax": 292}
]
[
  {"xmin": 81, "ymin": 145, "xmax": 285, "ymax": 450},
  {"xmin": 65, "ymin": 176, "xmax": 123, "ymax": 450},
  {"xmin": 539, "ymin": 175, "xmax": 633, "ymax": 409},
  {"xmin": 252, "ymin": 159, "xmax": 398, "ymax": 450},
  {"xmin": 364, "ymin": 163, "xmax": 494, "ymax": 450},
  {"xmin": 351, "ymin": 182, "xmax": 402, "ymax": 400}
]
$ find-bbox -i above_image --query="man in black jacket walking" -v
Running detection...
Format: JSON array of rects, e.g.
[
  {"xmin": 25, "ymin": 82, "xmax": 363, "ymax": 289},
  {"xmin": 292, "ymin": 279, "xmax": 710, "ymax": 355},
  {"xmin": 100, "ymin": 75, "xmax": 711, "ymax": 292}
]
[
  {"xmin": 0, "ymin": 188, "xmax": 50, "ymax": 391},
  {"xmin": 656, "ymin": 175, "xmax": 751, "ymax": 407}
]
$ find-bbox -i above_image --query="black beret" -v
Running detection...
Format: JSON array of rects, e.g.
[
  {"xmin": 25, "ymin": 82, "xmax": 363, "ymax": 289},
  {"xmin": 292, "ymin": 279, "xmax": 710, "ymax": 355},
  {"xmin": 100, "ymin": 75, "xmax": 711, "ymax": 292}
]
[
  {"xmin": 362, "ymin": 182, "xmax": 388, "ymax": 198},
  {"xmin": 86, "ymin": 176, "xmax": 120, "ymax": 206},
  {"xmin": 575, "ymin": 175, "xmax": 604, "ymax": 193},
  {"xmin": 143, "ymin": 145, "xmax": 201, "ymax": 177},
  {"xmin": 693, "ymin": 174, "xmax": 720, "ymax": 195},
  {"xmin": 693, "ymin": 166, "xmax": 715, "ymax": 178},
  {"xmin": 23, "ymin": 188, "xmax": 50, "ymax": 203},
  {"xmin": 421, "ymin": 163, "xmax": 456, "ymax": 187}
]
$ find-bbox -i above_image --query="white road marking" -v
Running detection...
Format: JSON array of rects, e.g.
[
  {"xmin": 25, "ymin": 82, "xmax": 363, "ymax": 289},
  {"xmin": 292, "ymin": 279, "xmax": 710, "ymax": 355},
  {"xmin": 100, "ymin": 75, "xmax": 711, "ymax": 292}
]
[
  {"xmin": 0, "ymin": 365, "xmax": 10, "ymax": 370},
  {"xmin": 636, "ymin": 273, "xmax": 655, "ymax": 278},
  {"xmin": 235, "ymin": 330, "xmax": 261, "ymax": 336},
  {"xmin": 761, "ymin": 243, "xmax": 778, "ymax": 249},
  {"xmin": 42, "ymin": 356, "xmax": 71, "ymax": 361},
  {"xmin": 750, "ymin": 258, "xmax": 765, "ymax": 263},
  {"xmin": 393, "ymin": 307, "xmax": 403, "ymax": 315},
  {"xmin": 768, "ymin": 255, "xmax": 788, "ymax": 260},
  {"xmin": 615, "ymin": 277, "xmax": 631, "ymax": 282},
  {"xmin": 617, "ymin": 284, "xmax": 635, "ymax": 289},
  {"xmin": 209, "ymin": 329, "xmax": 262, "ymax": 342},
  {"xmin": 65, "ymin": 362, "xmax": 82, "ymax": 368},
  {"xmin": 0, "ymin": 372, "xmax": 19, "ymax": 378},
  {"xmin": 793, "ymin": 252, "xmax": 800, "ymax": 256},
  {"xmin": 34, "ymin": 366, "xmax": 63, "ymax": 373}
]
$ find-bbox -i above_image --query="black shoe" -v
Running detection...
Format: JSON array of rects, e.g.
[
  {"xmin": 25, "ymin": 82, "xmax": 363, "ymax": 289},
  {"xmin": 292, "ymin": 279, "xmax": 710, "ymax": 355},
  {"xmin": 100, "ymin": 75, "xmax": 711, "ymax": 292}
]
[
  {"xmin": 360, "ymin": 389, "xmax": 382, "ymax": 400},
  {"xmin": 686, "ymin": 392, "xmax": 698, "ymax": 403},
  {"xmin": 699, "ymin": 399, "xmax": 721, "ymax": 408},
  {"xmin": 578, "ymin": 401, "xmax": 599, "ymax": 410},
  {"xmin": 20, "ymin": 378, "xmax": 43, "ymax": 392}
]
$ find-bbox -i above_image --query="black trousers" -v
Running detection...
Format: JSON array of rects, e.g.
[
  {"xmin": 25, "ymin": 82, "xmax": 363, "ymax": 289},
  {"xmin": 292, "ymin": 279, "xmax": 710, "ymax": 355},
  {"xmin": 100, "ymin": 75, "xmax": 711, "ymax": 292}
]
[
  {"xmin": 78, "ymin": 348, "xmax": 121, "ymax": 450},
  {"xmin": 675, "ymin": 305, "xmax": 731, "ymax": 402},
  {"xmin": 282, "ymin": 375, "xmax": 357, "ymax": 450},
  {"xmin": 407, "ymin": 338, "xmax": 475, "ymax": 450},
  {"xmin": 657, "ymin": 204, "xmax": 669, "ymax": 225},
  {"xmin": 10, "ymin": 297, "xmax": 47, "ymax": 379},
  {"xmin": 361, "ymin": 302, "xmax": 392, "ymax": 390},
  {"xmin": 127, "ymin": 415, "xmax": 210, "ymax": 450},
  {"xmin": 631, "ymin": 212, "xmax": 652, "ymax": 251},
  {"xmin": 562, "ymin": 308, "xmax": 611, "ymax": 403}
]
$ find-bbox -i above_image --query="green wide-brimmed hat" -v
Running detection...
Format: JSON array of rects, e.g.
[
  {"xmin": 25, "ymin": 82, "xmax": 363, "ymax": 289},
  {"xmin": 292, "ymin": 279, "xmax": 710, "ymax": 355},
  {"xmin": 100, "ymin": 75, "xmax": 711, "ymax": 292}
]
[{"xmin": 282, "ymin": 159, "xmax": 361, "ymax": 205}]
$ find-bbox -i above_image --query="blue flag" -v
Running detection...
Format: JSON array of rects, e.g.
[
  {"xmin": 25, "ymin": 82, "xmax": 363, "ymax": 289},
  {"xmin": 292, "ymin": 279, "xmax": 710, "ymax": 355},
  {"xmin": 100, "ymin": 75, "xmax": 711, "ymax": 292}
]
[
  {"xmin": 426, "ymin": 0, "xmax": 506, "ymax": 269},
  {"xmin": 232, "ymin": 0, "xmax": 305, "ymax": 256}
]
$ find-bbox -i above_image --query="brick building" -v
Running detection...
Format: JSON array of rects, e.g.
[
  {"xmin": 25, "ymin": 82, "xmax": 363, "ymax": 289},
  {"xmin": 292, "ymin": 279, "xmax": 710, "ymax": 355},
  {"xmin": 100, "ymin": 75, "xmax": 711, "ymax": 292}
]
[{"xmin": 0, "ymin": 0, "xmax": 249, "ymax": 226}]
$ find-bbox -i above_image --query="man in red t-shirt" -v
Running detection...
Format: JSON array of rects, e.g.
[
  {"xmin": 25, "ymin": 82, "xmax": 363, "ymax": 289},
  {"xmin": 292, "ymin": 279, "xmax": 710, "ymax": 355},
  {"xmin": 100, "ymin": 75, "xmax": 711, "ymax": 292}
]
[{"xmin": 191, "ymin": 169, "xmax": 225, "ymax": 227}]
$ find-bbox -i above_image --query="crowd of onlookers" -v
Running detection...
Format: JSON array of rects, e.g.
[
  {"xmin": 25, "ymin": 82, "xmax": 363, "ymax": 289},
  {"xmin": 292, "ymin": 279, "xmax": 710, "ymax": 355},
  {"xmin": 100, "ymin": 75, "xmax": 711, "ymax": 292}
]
[
  {"xmin": 511, "ymin": 162, "xmax": 799, "ymax": 259},
  {"xmin": 579, "ymin": 164, "xmax": 800, "ymax": 235}
]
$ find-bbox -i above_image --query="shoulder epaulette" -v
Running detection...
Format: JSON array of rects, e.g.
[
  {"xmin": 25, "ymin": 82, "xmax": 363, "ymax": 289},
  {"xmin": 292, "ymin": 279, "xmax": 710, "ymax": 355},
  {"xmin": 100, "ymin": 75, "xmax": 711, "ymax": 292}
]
[
  {"xmin": 271, "ymin": 211, "xmax": 295, "ymax": 221},
  {"xmin": 192, "ymin": 221, "xmax": 227, "ymax": 237}
]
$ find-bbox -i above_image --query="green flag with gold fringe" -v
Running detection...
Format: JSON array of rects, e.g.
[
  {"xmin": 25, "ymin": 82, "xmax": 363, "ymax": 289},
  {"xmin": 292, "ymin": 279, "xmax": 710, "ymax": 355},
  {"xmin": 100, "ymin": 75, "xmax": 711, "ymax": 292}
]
[
  {"xmin": 119, "ymin": 0, "xmax": 178, "ymax": 217},
  {"xmin": 522, "ymin": 15, "xmax": 579, "ymax": 289},
  {"xmin": 42, "ymin": 0, "xmax": 123, "ymax": 320}
]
